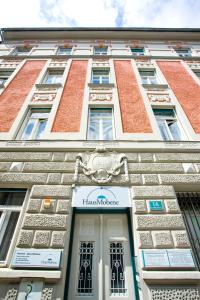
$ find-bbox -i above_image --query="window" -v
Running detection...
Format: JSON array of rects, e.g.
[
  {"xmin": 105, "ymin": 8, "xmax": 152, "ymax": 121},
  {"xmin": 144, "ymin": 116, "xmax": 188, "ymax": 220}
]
[
  {"xmin": 43, "ymin": 70, "xmax": 64, "ymax": 84},
  {"xmin": 139, "ymin": 70, "xmax": 158, "ymax": 85},
  {"xmin": 0, "ymin": 70, "xmax": 13, "ymax": 85},
  {"xmin": 153, "ymin": 108, "xmax": 185, "ymax": 141},
  {"xmin": 13, "ymin": 46, "xmax": 32, "ymax": 56},
  {"xmin": 131, "ymin": 48, "xmax": 144, "ymax": 56},
  {"xmin": 57, "ymin": 47, "xmax": 72, "ymax": 55},
  {"xmin": 177, "ymin": 192, "xmax": 200, "ymax": 270},
  {"xmin": 0, "ymin": 190, "xmax": 26, "ymax": 262},
  {"xmin": 87, "ymin": 108, "xmax": 113, "ymax": 140},
  {"xmin": 20, "ymin": 108, "xmax": 50, "ymax": 140},
  {"xmin": 94, "ymin": 47, "xmax": 108, "ymax": 55},
  {"xmin": 92, "ymin": 69, "xmax": 109, "ymax": 84},
  {"xmin": 175, "ymin": 48, "xmax": 191, "ymax": 57},
  {"xmin": 194, "ymin": 70, "xmax": 200, "ymax": 80}
]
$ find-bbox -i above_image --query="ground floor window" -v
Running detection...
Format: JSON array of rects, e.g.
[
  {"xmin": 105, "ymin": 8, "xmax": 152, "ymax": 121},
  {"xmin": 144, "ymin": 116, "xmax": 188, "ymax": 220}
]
[
  {"xmin": 177, "ymin": 192, "xmax": 200, "ymax": 270},
  {"xmin": 0, "ymin": 190, "xmax": 26, "ymax": 263}
]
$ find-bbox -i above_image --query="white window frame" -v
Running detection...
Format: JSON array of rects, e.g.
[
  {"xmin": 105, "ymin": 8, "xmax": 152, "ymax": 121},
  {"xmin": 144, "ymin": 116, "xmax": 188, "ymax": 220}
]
[
  {"xmin": 43, "ymin": 69, "xmax": 64, "ymax": 84},
  {"xmin": 93, "ymin": 46, "xmax": 108, "ymax": 55},
  {"xmin": 56, "ymin": 47, "xmax": 72, "ymax": 55},
  {"xmin": 139, "ymin": 70, "xmax": 159, "ymax": 85},
  {"xmin": 12, "ymin": 46, "xmax": 32, "ymax": 56},
  {"xmin": 153, "ymin": 108, "xmax": 186, "ymax": 141},
  {"xmin": 92, "ymin": 69, "xmax": 110, "ymax": 84},
  {"xmin": 18, "ymin": 108, "xmax": 51, "ymax": 140},
  {"xmin": 0, "ymin": 190, "xmax": 27, "ymax": 265},
  {"xmin": 131, "ymin": 47, "xmax": 145, "ymax": 56},
  {"xmin": 87, "ymin": 107, "xmax": 114, "ymax": 140},
  {"xmin": 175, "ymin": 48, "xmax": 191, "ymax": 57}
]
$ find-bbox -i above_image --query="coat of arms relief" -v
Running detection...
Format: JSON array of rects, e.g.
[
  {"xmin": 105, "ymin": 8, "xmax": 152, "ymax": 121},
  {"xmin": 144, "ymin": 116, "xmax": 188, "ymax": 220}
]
[{"xmin": 74, "ymin": 147, "xmax": 129, "ymax": 184}]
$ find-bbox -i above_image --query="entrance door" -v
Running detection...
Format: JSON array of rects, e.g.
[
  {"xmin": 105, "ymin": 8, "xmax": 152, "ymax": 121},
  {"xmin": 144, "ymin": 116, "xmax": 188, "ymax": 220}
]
[{"xmin": 68, "ymin": 214, "xmax": 136, "ymax": 300}]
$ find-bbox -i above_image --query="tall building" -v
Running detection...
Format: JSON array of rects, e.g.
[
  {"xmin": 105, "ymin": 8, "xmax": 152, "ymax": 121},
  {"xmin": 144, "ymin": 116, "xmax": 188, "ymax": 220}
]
[{"xmin": 0, "ymin": 27, "xmax": 200, "ymax": 300}]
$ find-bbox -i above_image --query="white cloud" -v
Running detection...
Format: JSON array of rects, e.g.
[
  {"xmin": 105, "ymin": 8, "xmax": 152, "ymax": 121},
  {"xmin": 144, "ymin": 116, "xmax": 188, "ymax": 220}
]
[{"xmin": 0, "ymin": 0, "xmax": 200, "ymax": 28}]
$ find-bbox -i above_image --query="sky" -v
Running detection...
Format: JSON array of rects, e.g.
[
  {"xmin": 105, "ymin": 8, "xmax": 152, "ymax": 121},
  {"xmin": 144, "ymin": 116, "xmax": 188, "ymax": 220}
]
[{"xmin": 0, "ymin": 0, "xmax": 200, "ymax": 28}]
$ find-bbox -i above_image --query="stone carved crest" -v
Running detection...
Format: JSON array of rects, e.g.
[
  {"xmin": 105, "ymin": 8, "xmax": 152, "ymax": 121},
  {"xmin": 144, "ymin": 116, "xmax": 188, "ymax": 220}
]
[{"xmin": 74, "ymin": 147, "xmax": 129, "ymax": 184}]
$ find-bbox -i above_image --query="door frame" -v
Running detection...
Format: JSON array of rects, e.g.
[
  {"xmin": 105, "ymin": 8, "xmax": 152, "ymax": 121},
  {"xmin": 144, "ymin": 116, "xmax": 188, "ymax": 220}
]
[{"xmin": 64, "ymin": 208, "xmax": 140, "ymax": 300}]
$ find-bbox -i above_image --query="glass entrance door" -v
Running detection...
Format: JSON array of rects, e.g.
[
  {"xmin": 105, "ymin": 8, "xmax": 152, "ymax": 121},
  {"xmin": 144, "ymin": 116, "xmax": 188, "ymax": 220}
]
[{"xmin": 68, "ymin": 214, "xmax": 136, "ymax": 300}]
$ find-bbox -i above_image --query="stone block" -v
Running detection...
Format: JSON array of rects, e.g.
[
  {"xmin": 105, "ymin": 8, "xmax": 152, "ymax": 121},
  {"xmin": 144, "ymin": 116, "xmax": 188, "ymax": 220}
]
[
  {"xmin": 133, "ymin": 200, "xmax": 147, "ymax": 213},
  {"xmin": 132, "ymin": 186, "xmax": 175, "ymax": 199},
  {"xmin": 62, "ymin": 174, "xmax": 76, "ymax": 184},
  {"xmin": 129, "ymin": 163, "xmax": 183, "ymax": 173},
  {"xmin": 125, "ymin": 153, "xmax": 138, "ymax": 162},
  {"xmin": 138, "ymin": 231, "xmax": 153, "ymax": 248},
  {"xmin": 31, "ymin": 185, "xmax": 72, "ymax": 199},
  {"xmin": 0, "ymin": 173, "xmax": 47, "ymax": 184},
  {"xmin": 155, "ymin": 153, "xmax": 200, "ymax": 162},
  {"xmin": 47, "ymin": 173, "xmax": 62, "ymax": 184},
  {"xmin": 23, "ymin": 214, "xmax": 67, "ymax": 230},
  {"xmin": 23, "ymin": 162, "xmax": 74, "ymax": 172},
  {"xmin": 50, "ymin": 231, "xmax": 66, "ymax": 248},
  {"xmin": 0, "ymin": 162, "xmax": 11, "ymax": 172},
  {"xmin": 165, "ymin": 199, "xmax": 180, "ymax": 213},
  {"xmin": 56, "ymin": 200, "xmax": 71, "ymax": 214},
  {"xmin": 27, "ymin": 199, "xmax": 42, "ymax": 213},
  {"xmin": 129, "ymin": 174, "xmax": 142, "ymax": 185},
  {"xmin": 17, "ymin": 230, "xmax": 34, "ymax": 247},
  {"xmin": 152, "ymin": 231, "xmax": 173, "ymax": 248},
  {"xmin": 172, "ymin": 230, "xmax": 190, "ymax": 248},
  {"xmin": 151, "ymin": 287, "xmax": 200, "ymax": 300},
  {"xmin": 41, "ymin": 199, "xmax": 57, "ymax": 214},
  {"xmin": 0, "ymin": 152, "xmax": 52, "ymax": 161},
  {"xmin": 65, "ymin": 152, "xmax": 78, "ymax": 162},
  {"xmin": 160, "ymin": 174, "xmax": 200, "ymax": 185},
  {"xmin": 139, "ymin": 153, "xmax": 154, "ymax": 162},
  {"xmin": 33, "ymin": 230, "xmax": 51, "ymax": 248},
  {"xmin": 143, "ymin": 174, "xmax": 159, "ymax": 185},
  {"xmin": 136, "ymin": 215, "xmax": 185, "ymax": 230},
  {"xmin": 10, "ymin": 162, "xmax": 24, "ymax": 172},
  {"xmin": 53, "ymin": 152, "xmax": 66, "ymax": 162}
]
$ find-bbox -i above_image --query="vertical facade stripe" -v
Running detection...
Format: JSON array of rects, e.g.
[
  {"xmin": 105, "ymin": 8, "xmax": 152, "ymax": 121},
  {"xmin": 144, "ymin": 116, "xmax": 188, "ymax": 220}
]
[
  {"xmin": 0, "ymin": 60, "xmax": 46, "ymax": 132},
  {"xmin": 114, "ymin": 60, "xmax": 152, "ymax": 133},
  {"xmin": 52, "ymin": 60, "xmax": 88, "ymax": 132},
  {"xmin": 158, "ymin": 61, "xmax": 200, "ymax": 134}
]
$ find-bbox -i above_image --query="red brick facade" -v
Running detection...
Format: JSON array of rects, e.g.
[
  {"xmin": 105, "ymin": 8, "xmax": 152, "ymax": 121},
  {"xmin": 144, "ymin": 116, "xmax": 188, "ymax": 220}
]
[
  {"xmin": 0, "ymin": 60, "xmax": 46, "ymax": 132},
  {"xmin": 52, "ymin": 60, "xmax": 88, "ymax": 132},
  {"xmin": 114, "ymin": 60, "xmax": 152, "ymax": 133}
]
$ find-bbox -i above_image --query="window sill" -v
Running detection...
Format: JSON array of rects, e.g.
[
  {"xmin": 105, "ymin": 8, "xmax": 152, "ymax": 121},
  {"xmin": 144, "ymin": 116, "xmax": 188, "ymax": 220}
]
[
  {"xmin": 88, "ymin": 83, "xmax": 115, "ymax": 88},
  {"xmin": 142, "ymin": 83, "xmax": 168, "ymax": 89},
  {"xmin": 35, "ymin": 83, "xmax": 62, "ymax": 89},
  {"xmin": 0, "ymin": 268, "xmax": 61, "ymax": 281}
]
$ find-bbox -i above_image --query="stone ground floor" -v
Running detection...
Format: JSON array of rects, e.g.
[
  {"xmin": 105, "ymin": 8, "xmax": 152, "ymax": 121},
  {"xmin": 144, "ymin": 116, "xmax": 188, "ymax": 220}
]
[{"xmin": 0, "ymin": 147, "xmax": 199, "ymax": 299}]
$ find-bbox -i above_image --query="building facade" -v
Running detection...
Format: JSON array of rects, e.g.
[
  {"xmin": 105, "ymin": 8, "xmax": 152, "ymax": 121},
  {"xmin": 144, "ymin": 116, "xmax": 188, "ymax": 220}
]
[{"xmin": 0, "ymin": 27, "xmax": 200, "ymax": 299}]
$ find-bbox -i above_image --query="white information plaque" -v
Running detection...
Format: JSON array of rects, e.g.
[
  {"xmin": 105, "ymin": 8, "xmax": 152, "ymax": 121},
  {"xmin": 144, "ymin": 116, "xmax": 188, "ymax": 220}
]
[
  {"xmin": 142, "ymin": 250, "xmax": 169, "ymax": 268},
  {"xmin": 168, "ymin": 249, "xmax": 195, "ymax": 268},
  {"xmin": 72, "ymin": 186, "xmax": 131, "ymax": 208},
  {"xmin": 12, "ymin": 249, "xmax": 61, "ymax": 269}
]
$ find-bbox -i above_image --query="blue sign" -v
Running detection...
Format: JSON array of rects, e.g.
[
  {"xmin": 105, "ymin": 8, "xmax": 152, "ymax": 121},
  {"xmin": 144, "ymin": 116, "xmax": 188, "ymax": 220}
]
[{"xmin": 149, "ymin": 200, "xmax": 164, "ymax": 211}]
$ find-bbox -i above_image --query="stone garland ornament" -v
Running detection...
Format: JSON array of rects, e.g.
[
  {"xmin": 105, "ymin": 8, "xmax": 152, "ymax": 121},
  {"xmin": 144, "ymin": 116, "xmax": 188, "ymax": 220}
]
[{"xmin": 74, "ymin": 147, "xmax": 129, "ymax": 184}]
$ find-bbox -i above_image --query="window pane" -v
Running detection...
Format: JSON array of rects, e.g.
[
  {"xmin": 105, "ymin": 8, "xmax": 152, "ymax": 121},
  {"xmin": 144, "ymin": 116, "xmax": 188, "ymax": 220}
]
[
  {"xmin": 57, "ymin": 47, "xmax": 71, "ymax": 55},
  {"xmin": 157, "ymin": 120, "xmax": 171, "ymax": 141},
  {"xmin": 35, "ymin": 120, "xmax": 47, "ymax": 139},
  {"xmin": 21, "ymin": 119, "xmax": 35, "ymax": 140},
  {"xmin": 0, "ymin": 192, "xmax": 25, "ymax": 206},
  {"xmin": 88, "ymin": 109, "xmax": 113, "ymax": 140},
  {"xmin": 94, "ymin": 47, "xmax": 107, "ymax": 54},
  {"xmin": 168, "ymin": 120, "xmax": 182, "ymax": 140},
  {"xmin": 0, "ymin": 212, "xmax": 19, "ymax": 261}
]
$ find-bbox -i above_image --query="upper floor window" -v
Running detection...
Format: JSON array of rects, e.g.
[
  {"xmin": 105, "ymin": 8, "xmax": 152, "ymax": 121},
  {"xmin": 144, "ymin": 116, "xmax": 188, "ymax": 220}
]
[
  {"xmin": 0, "ymin": 190, "xmax": 26, "ymax": 262},
  {"xmin": 0, "ymin": 70, "xmax": 13, "ymax": 85},
  {"xmin": 139, "ymin": 70, "xmax": 158, "ymax": 85},
  {"xmin": 175, "ymin": 48, "xmax": 191, "ymax": 57},
  {"xmin": 13, "ymin": 46, "xmax": 32, "ymax": 56},
  {"xmin": 131, "ymin": 48, "xmax": 144, "ymax": 56},
  {"xmin": 153, "ymin": 108, "xmax": 185, "ymax": 141},
  {"xmin": 94, "ymin": 47, "xmax": 108, "ymax": 55},
  {"xmin": 20, "ymin": 108, "xmax": 50, "ymax": 140},
  {"xmin": 57, "ymin": 47, "xmax": 72, "ymax": 55},
  {"xmin": 43, "ymin": 70, "xmax": 64, "ymax": 84},
  {"xmin": 87, "ymin": 108, "xmax": 113, "ymax": 140},
  {"xmin": 193, "ymin": 70, "xmax": 200, "ymax": 80},
  {"xmin": 92, "ymin": 69, "xmax": 109, "ymax": 84}
]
